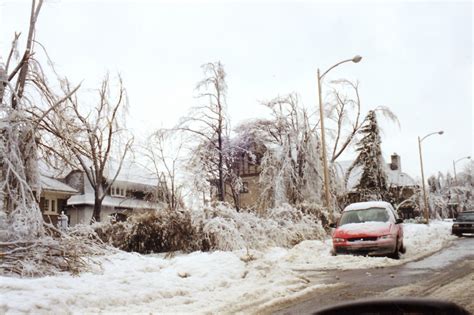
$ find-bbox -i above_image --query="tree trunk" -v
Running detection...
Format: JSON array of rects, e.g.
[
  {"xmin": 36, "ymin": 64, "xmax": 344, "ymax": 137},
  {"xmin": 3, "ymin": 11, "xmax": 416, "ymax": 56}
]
[
  {"xmin": 91, "ymin": 195, "xmax": 102, "ymax": 223},
  {"xmin": 217, "ymin": 95, "xmax": 225, "ymax": 202}
]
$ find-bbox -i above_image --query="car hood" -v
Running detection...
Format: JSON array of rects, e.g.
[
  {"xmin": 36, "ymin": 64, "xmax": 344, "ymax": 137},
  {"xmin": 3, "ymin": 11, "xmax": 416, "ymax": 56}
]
[{"xmin": 334, "ymin": 221, "xmax": 392, "ymax": 238}]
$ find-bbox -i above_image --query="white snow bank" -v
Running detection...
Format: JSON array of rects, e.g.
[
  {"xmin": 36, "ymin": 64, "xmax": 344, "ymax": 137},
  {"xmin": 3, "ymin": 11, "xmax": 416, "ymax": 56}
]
[{"xmin": 0, "ymin": 221, "xmax": 455, "ymax": 314}]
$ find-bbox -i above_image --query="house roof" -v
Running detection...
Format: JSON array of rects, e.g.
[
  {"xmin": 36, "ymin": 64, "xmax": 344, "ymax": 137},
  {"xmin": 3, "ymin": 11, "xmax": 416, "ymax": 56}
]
[
  {"xmin": 334, "ymin": 160, "xmax": 417, "ymax": 190},
  {"xmin": 40, "ymin": 175, "xmax": 78, "ymax": 194},
  {"xmin": 67, "ymin": 193, "xmax": 159, "ymax": 210},
  {"xmin": 99, "ymin": 160, "xmax": 159, "ymax": 187}
]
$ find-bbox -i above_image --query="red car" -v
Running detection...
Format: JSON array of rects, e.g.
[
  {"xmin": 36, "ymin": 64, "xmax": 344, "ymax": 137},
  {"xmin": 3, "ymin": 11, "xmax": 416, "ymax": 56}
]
[{"xmin": 330, "ymin": 201, "xmax": 405, "ymax": 259}]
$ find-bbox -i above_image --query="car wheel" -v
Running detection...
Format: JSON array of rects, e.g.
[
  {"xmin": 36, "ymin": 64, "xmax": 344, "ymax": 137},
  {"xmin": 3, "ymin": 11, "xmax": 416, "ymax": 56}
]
[
  {"xmin": 389, "ymin": 239, "xmax": 400, "ymax": 260},
  {"xmin": 399, "ymin": 241, "xmax": 406, "ymax": 254}
]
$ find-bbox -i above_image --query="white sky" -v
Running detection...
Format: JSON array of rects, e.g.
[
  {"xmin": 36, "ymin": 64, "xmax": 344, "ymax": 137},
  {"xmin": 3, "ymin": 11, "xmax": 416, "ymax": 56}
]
[{"xmin": 1, "ymin": 0, "xmax": 472, "ymax": 179}]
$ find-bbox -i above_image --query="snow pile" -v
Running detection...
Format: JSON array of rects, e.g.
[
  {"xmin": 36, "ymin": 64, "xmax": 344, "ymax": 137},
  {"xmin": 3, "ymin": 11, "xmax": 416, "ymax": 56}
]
[
  {"xmin": 0, "ymin": 221, "xmax": 455, "ymax": 314},
  {"xmin": 0, "ymin": 249, "xmax": 327, "ymax": 314},
  {"xmin": 402, "ymin": 220, "xmax": 456, "ymax": 261}
]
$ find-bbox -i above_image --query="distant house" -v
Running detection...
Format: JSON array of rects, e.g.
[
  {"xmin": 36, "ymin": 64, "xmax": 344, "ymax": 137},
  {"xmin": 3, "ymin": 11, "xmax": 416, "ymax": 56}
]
[
  {"xmin": 37, "ymin": 175, "xmax": 78, "ymax": 225},
  {"xmin": 335, "ymin": 153, "xmax": 419, "ymax": 218},
  {"xmin": 64, "ymin": 168, "xmax": 161, "ymax": 225},
  {"xmin": 229, "ymin": 144, "xmax": 264, "ymax": 209},
  {"xmin": 210, "ymin": 142, "xmax": 265, "ymax": 210}
]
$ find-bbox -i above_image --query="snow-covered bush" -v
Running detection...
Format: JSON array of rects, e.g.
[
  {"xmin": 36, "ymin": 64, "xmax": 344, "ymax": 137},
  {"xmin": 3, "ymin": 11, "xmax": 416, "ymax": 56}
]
[
  {"xmin": 199, "ymin": 203, "xmax": 326, "ymax": 250},
  {"xmin": 95, "ymin": 209, "xmax": 209, "ymax": 253},
  {"xmin": 96, "ymin": 203, "xmax": 326, "ymax": 254}
]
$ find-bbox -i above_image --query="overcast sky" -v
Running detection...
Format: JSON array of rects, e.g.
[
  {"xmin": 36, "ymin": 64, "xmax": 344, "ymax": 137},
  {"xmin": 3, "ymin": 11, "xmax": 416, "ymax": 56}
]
[{"xmin": 1, "ymin": 0, "xmax": 472, "ymax": 179}]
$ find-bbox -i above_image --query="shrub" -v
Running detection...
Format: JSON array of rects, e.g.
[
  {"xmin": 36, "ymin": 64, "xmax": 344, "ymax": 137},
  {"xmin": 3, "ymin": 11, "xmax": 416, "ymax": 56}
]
[{"xmin": 95, "ymin": 203, "xmax": 326, "ymax": 254}]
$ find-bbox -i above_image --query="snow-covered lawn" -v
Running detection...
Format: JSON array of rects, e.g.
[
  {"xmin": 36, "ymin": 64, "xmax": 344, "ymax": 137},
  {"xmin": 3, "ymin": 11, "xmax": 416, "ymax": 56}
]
[{"xmin": 0, "ymin": 221, "xmax": 455, "ymax": 314}]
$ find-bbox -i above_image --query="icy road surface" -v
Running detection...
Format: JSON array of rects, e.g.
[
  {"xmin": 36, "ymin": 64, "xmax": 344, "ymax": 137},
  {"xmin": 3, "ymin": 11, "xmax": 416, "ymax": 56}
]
[{"xmin": 271, "ymin": 236, "xmax": 474, "ymax": 315}]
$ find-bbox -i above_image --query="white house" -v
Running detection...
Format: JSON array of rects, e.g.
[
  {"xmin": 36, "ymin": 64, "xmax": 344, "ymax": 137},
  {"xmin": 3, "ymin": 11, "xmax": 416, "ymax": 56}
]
[
  {"xmin": 38, "ymin": 175, "xmax": 78, "ymax": 225},
  {"xmin": 64, "ymin": 166, "xmax": 162, "ymax": 225}
]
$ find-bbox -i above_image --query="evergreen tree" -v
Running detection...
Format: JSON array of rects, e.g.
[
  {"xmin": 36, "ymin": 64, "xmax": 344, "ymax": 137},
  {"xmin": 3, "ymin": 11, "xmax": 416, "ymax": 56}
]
[{"xmin": 346, "ymin": 110, "xmax": 388, "ymax": 201}]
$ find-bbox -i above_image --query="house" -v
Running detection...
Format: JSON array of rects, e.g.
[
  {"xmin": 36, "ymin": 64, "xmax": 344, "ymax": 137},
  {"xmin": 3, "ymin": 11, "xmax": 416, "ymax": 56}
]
[
  {"xmin": 208, "ymin": 142, "xmax": 265, "ymax": 210},
  {"xmin": 64, "ymin": 168, "xmax": 161, "ymax": 225},
  {"xmin": 230, "ymin": 146, "xmax": 264, "ymax": 209},
  {"xmin": 335, "ymin": 153, "xmax": 419, "ymax": 218},
  {"xmin": 37, "ymin": 175, "xmax": 78, "ymax": 225}
]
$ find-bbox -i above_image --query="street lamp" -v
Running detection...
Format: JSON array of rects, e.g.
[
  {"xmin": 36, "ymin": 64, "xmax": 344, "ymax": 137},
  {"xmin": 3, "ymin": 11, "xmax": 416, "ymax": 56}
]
[
  {"xmin": 453, "ymin": 156, "xmax": 471, "ymax": 183},
  {"xmin": 418, "ymin": 130, "xmax": 444, "ymax": 224},
  {"xmin": 317, "ymin": 55, "xmax": 362, "ymax": 209},
  {"xmin": 453, "ymin": 155, "xmax": 471, "ymax": 214}
]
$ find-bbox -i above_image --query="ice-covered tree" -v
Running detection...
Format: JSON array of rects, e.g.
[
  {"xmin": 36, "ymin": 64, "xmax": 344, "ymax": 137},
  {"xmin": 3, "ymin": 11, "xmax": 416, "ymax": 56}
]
[
  {"xmin": 324, "ymin": 80, "xmax": 398, "ymax": 206},
  {"xmin": 179, "ymin": 62, "xmax": 242, "ymax": 208},
  {"xmin": 34, "ymin": 75, "xmax": 134, "ymax": 222},
  {"xmin": 345, "ymin": 110, "xmax": 388, "ymax": 201},
  {"xmin": 235, "ymin": 93, "xmax": 323, "ymax": 210},
  {"xmin": 455, "ymin": 160, "xmax": 474, "ymax": 211},
  {"xmin": 326, "ymin": 80, "xmax": 399, "ymax": 163},
  {"xmin": 1, "ymin": 0, "xmax": 105, "ymax": 276},
  {"xmin": 427, "ymin": 162, "xmax": 474, "ymax": 218},
  {"xmin": 142, "ymin": 129, "xmax": 185, "ymax": 210}
]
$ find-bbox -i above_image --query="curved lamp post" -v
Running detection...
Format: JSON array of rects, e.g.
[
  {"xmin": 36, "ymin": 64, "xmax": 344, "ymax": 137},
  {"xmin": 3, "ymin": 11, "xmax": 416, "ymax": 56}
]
[
  {"xmin": 418, "ymin": 130, "xmax": 444, "ymax": 224},
  {"xmin": 453, "ymin": 155, "xmax": 471, "ymax": 214},
  {"xmin": 318, "ymin": 55, "xmax": 362, "ymax": 208},
  {"xmin": 453, "ymin": 156, "xmax": 471, "ymax": 183}
]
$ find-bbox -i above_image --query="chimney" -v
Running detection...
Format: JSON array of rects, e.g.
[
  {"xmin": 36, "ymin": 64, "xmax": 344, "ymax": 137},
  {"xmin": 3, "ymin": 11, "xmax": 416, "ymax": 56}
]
[{"xmin": 390, "ymin": 153, "xmax": 401, "ymax": 171}]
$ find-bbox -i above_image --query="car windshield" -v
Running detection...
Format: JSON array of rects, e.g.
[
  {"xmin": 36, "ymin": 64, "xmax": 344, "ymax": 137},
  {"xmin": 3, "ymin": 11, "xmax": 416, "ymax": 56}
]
[
  {"xmin": 339, "ymin": 208, "xmax": 389, "ymax": 226},
  {"xmin": 456, "ymin": 212, "xmax": 474, "ymax": 221}
]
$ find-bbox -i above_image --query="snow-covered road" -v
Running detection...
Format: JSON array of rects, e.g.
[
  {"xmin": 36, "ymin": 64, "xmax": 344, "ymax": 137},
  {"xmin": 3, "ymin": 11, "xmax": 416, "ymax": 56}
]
[
  {"xmin": 272, "ymin": 237, "xmax": 474, "ymax": 315},
  {"xmin": 0, "ymin": 221, "xmax": 456, "ymax": 314}
]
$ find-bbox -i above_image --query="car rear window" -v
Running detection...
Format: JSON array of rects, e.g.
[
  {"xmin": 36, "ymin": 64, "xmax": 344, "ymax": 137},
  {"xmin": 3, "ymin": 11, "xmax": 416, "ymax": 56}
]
[
  {"xmin": 339, "ymin": 208, "xmax": 389, "ymax": 226},
  {"xmin": 457, "ymin": 212, "xmax": 474, "ymax": 221}
]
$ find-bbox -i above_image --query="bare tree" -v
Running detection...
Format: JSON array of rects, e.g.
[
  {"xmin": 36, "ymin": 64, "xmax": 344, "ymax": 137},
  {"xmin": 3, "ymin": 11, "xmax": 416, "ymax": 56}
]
[
  {"xmin": 33, "ymin": 74, "xmax": 133, "ymax": 222},
  {"xmin": 142, "ymin": 129, "xmax": 184, "ymax": 210},
  {"xmin": 325, "ymin": 79, "xmax": 399, "ymax": 164},
  {"xmin": 178, "ymin": 62, "xmax": 237, "ymax": 205}
]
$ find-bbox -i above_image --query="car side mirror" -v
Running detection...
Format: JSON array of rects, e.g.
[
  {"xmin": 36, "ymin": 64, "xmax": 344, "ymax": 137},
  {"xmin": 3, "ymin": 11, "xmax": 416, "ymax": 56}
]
[
  {"xmin": 395, "ymin": 218, "xmax": 403, "ymax": 224},
  {"xmin": 329, "ymin": 223, "xmax": 337, "ymax": 228}
]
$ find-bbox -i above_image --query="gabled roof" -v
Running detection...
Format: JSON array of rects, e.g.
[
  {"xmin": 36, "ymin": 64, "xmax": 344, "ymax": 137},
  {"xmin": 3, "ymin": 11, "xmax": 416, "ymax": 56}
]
[
  {"xmin": 334, "ymin": 160, "xmax": 417, "ymax": 190},
  {"xmin": 40, "ymin": 175, "xmax": 78, "ymax": 194}
]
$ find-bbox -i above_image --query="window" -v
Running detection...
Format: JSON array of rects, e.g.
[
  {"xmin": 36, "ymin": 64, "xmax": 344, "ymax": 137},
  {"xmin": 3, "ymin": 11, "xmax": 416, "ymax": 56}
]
[
  {"xmin": 44, "ymin": 199, "xmax": 50, "ymax": 212},
  {"xmin": 51, "ymin": 200, "xmax": 57, "ymax": 213},
  {"xmin": 240, "ymin": 182, "xmax": 249, "ymax": 193},
  {"xmin": 111, "ymin": 186, "xmax": 127, "ymax": 197}
]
